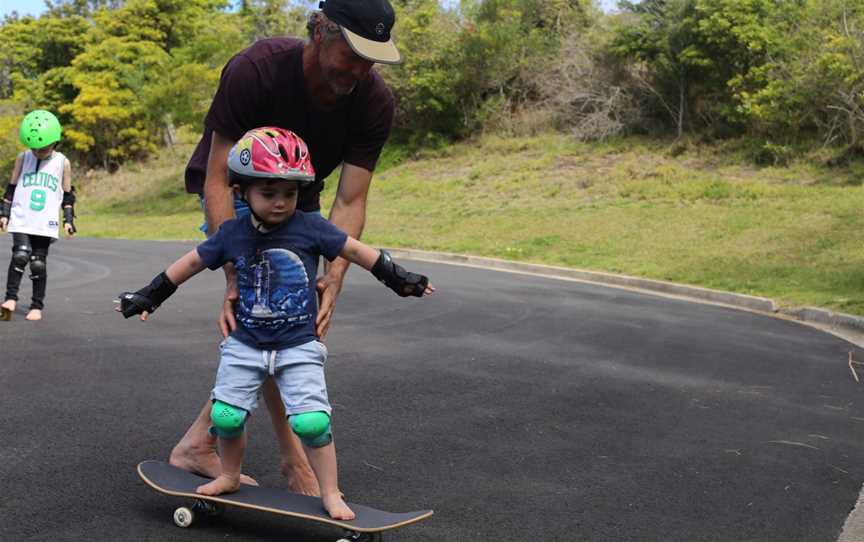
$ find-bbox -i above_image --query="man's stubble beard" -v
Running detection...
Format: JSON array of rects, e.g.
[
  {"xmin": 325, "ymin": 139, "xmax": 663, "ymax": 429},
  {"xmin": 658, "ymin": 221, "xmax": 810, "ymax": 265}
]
[{"xmin": 319, "ymin": 46, "xmax": 357, "ymax": 97}]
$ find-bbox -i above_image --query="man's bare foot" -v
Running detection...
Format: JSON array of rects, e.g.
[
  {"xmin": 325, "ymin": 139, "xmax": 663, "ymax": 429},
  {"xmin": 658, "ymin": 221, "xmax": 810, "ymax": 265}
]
[
  {"xmin": 322, "ymin": 492, "xmax": 355, "ymax": 520},
  {"xmin": 281, "ymin": 460, "xmax": 320, "ymax": 496},
  {"xmin": 196, "ymin": 474, "xmax": 241, "ymax": 496},
  {"xmin": 25, "ymin": 309, "xmax": 41, "ymax": 321},
  {"xmin": 170, "ymin": 442, "xmax": 258, "ymax": 486},
  {"xmin": 1, "ymin": 300, "xmax": 16, "ymax": 311}
]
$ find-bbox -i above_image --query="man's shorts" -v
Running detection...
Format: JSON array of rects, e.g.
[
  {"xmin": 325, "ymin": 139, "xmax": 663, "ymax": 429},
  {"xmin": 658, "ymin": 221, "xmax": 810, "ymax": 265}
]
[{"xmin": 211, "ymin": 335, "xmax": 331, "ymax": 417}]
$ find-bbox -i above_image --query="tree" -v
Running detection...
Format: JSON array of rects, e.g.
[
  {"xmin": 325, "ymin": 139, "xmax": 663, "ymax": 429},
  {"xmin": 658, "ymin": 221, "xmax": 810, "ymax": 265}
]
[
  {"xmin": 380, "ymin": 0, "xmax": 465, "ymax": 140},
  {"xmin": 239, "ymin": 0, "xmax": 308, "ymax": 42},
  {"xmin": 734, "ymin": 0, "xmax": 864, "ymax": 151},
  {"xmin": 613, "ymin": 0, "xmax": 707, "ymax": 137},
  {"xmin": 693, "ymin": 0, "xmax": 797, "ymax": 129}
]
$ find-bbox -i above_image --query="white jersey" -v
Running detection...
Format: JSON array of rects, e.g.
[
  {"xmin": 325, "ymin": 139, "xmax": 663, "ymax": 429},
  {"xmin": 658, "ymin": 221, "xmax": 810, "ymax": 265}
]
[{"xmin": 7, "ymin": 150, "xmax": 67, "ymax": 239}]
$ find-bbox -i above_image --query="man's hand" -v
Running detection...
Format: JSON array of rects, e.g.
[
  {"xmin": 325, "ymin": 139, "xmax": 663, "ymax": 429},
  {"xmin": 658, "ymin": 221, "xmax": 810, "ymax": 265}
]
[
  {"xmin": 219, "ymin": 263, "xmax": 239, "ymax": 338},
  {"xmin": 315, "ymin": 272, "xmax": 344, "ymax": 339}
]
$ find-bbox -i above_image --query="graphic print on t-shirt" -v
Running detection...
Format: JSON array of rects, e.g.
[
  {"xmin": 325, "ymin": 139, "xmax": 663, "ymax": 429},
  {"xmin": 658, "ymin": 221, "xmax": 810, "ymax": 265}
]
[{"xmin": 235, "ymin": 247, "xmax": 311, "ymax": 329}]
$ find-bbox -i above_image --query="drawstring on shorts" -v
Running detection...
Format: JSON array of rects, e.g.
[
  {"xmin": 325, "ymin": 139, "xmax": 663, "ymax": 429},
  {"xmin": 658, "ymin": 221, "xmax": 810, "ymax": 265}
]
[{"xmin": 263, "ymin": 350, "xmax": 277, "ymax": 376}]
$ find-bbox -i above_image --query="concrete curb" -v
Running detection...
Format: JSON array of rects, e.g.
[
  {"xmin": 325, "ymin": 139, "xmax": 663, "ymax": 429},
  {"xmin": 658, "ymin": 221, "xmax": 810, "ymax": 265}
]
[
  {"xmin": 840, "ymin": 485, "xmax": 864, "ymax": 542},
  {"xmin": 782, "ymin": 306, "xmax": 864, "ymax": 333},
  {"xmin": 386, "ymin": 248, "xmax": 864, "ymax": 347}
]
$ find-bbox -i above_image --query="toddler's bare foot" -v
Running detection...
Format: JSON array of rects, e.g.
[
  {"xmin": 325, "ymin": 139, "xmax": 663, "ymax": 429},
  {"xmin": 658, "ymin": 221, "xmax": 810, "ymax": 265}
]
[
  {"xmin": 25, "ymin": 309, "xmax": 42, "ymax": 321},
  {"xmin": 322, "ymin": 492, "xmax": 355, "ymax": 520},
  {"xmin": 196, "ymin": 474, "xmax": 241, "ymax": 496},
  {"xmin": 1, "ymin": 300, "xmax": 15, "ymax": 311}
]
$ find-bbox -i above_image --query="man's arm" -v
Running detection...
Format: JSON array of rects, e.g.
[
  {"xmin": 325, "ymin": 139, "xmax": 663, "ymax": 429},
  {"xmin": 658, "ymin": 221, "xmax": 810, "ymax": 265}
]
[
  {"xmin": 203, "ymin": 130, "xmax": 240, "ymax": 337},
  {"xmin": 203, "ymin": 130, "xmax": 236, "ymax": 235},
  {"xmin": 327, "ymin": 163, "xmax": 372, "ymax": 263},
  {"xmin": 316, "ymin": 163, "xmax": 373, "ymax": 338}
]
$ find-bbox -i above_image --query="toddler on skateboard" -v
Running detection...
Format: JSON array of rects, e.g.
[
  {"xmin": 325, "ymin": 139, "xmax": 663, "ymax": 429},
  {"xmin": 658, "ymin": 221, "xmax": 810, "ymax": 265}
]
[{"xmin": 117, "ymin": 128, "xmax": 433, "ymax": 520}]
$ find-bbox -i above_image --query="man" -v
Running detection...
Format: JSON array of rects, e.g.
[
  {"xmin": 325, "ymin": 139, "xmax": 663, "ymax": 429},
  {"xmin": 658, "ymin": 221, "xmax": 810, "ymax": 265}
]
[{"xmin": 172, "ymin": 0, "xmax": 402, "ymax": 494}]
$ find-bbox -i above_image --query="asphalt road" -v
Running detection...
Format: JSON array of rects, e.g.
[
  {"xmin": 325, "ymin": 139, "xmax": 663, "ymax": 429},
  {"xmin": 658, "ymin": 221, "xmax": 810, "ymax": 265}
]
[{"xmin": 1, "ymin": 236, "xmax": 863, "ymax": 542}]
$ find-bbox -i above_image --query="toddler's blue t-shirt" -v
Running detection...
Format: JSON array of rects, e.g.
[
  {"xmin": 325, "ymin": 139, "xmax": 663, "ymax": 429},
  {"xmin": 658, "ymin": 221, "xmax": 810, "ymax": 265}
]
[{"xmin": 196, "ymin": 211, "xmax": 348, "ymax": 350}]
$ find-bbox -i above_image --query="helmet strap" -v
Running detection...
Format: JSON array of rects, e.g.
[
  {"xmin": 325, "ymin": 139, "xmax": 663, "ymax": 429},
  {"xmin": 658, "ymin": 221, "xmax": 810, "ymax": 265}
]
[
  {"xmin": 241, "ymin": 192, "xmax": 279, "ymax": 233},
  {"xmin": 250, "ymin": 211, "xmax": 276, "ymax": 233}
]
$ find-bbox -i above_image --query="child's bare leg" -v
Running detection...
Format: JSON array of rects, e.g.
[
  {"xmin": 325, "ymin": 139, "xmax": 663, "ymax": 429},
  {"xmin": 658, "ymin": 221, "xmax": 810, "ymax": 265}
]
[
  {"xmin": 196, "ymin": 433, "xmax": 246, "ymax": 496},
  {"xmin": 304, "ymin": 442, "xmax": 354, "ymax": 520}
]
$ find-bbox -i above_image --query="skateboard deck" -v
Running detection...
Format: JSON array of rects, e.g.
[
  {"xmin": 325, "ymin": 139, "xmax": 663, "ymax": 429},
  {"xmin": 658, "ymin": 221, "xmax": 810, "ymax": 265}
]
[{"xmin": 137, "ymin": 460, "xmax": 432, "ymax": 540}]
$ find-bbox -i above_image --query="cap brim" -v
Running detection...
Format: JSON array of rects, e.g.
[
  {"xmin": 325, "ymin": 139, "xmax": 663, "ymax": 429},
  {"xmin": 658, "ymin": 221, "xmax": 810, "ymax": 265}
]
[{"xmin": 340, "ymin": 26, "xmax": 402, "ymax": 65}]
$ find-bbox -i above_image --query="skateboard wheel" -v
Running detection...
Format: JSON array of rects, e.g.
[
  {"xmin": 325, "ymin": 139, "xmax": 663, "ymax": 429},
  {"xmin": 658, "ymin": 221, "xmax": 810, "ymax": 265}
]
[{"xmin": 173, "ymin": 506, "xmax": 195, "ymax": 528}]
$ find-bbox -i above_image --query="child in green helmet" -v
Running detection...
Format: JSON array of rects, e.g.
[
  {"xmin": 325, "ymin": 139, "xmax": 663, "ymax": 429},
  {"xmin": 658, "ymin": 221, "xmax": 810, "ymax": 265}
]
[{"xmin": 0, "ymin": 110, "xmax": 77, "ymax": 321}]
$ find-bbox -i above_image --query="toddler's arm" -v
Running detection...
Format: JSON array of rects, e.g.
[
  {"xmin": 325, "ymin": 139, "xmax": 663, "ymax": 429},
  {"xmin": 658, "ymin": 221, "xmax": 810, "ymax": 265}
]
[
  {"xmin": 340, "ymin": 237, "xmax": 434, "ymax": 297},
  {"xmin": 61, "ymin": 158, "xmax": 76, "ymax": 235},
  {"xmin": 0, "ymin": 154, "xmax": 23, "ymax": 231},
  {"xmin": 117, "ymin": 250, "xmax": 207, "ymax": 319}
]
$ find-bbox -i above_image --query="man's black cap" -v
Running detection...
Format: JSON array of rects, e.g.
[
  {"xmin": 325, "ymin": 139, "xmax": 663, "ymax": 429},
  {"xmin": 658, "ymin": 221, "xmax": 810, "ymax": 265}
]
[{"xmin": 319, "ymin": 0, "xmax": 402, "ymax": 64}]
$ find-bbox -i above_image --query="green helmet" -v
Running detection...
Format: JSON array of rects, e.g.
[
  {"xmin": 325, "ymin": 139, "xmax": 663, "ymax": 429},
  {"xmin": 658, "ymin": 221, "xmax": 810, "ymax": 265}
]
[{"xmin": 19, "ymin": 110, "xmax": 62, "ymax": 149}]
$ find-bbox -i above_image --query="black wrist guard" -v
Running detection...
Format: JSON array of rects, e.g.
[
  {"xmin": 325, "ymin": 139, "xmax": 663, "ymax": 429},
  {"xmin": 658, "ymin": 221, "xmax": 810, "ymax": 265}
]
[
  {"xmin": 63, "ymin": 206, "xmax": 76, "ymax": 233},
  {"xmin": 0, "ymin": 199, "xmax": 9, "ymax": 220},
  {"xmin": 118, "ymin": 271, "xmax": 177, "ymax": 318},
  {"xmin": 62, "ymin": 187, "xmax": 76, "ymax": 207},
  {"xmin": 371, "ymin": 250, "xmax": 429, "ymax": 297},
  {"xmin": 3, "ymin": 183, "xmax": 15, "ymax": 203}
]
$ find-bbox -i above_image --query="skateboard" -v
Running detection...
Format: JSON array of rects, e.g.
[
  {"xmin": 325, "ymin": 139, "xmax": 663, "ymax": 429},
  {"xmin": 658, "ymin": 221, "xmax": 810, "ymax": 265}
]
[
  {"xmin": 0, "ymin": 307, "xmax": 10, "ymax": 321},
  {"xmin": 137, "ymin": 460, "xmax": 433, "ymax": 542}
]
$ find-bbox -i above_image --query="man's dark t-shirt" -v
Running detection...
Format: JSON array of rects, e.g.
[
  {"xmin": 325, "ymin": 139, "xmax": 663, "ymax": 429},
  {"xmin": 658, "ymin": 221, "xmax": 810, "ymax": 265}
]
[{"xmin": 185, "ymin": 37, "xmax": 395, "ymax": 212}]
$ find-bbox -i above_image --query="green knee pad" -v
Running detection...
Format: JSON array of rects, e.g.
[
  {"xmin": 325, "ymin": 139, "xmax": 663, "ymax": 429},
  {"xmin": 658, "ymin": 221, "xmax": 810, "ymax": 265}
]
[
  {"xmin": 290, "ymin": 411, "xmax": 332, "ymax": 448},
  {"xmin": 210, "ymin": 400, "xmax": 247, "ymax": 439}
]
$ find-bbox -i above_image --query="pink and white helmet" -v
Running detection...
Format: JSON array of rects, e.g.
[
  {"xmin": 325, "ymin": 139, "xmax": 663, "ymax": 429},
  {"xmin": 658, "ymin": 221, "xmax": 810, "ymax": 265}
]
[{"xmin": 227, "ymin": 127, "xmax": 315, "ymax": 188}]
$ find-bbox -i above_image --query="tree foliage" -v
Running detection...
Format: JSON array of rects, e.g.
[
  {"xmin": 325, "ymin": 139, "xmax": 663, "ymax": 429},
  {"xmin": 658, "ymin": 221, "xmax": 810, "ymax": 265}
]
[
  {"xmin": 3, "ymin": 0, "xmax": 864, "ymax": 175},
  {"xmin": 0, "ymin": 0, "xmax": 252, "ymax": 172}
]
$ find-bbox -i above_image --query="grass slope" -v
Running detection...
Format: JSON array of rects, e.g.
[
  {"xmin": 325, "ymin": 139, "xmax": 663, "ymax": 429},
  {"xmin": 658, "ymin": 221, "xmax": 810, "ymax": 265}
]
[{"xmin": 74, "ymin": 134, "xmax": 864, "ymax": 315}]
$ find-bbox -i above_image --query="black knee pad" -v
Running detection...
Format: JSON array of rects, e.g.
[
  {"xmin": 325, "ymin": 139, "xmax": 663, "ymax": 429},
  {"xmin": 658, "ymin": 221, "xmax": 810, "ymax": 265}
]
[
  {"xmin": 11, "ymin": 246, "xmax": 30, "ymax": 273},
  {"xmin": 29, "ymin": 254, "xmax": 46, "ymax": 280}
]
